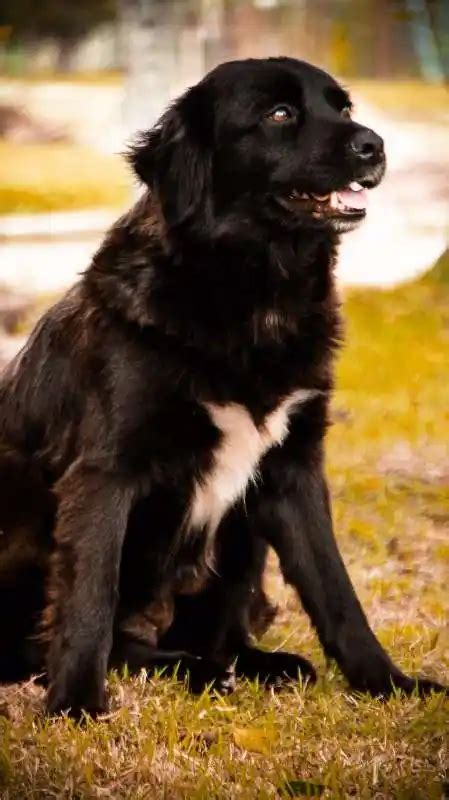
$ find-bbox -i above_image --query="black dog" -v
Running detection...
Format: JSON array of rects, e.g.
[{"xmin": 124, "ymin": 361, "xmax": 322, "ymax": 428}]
[{"xmin": 0, "ymin": 58, "xmax": 445, "ymax": 716}]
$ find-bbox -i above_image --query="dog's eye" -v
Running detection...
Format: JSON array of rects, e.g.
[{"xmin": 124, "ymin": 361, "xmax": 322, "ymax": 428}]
[
  {"xmin": 341, "ymin": 105, "xmax": 352, "ymax": 119},
  {"xmin": 267, "ymin": 106, "xmax": 293, "ymax": 123}
]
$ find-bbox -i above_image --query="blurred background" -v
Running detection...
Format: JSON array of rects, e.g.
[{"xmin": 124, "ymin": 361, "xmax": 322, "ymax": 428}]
[
  {"xmin": 1, "ymin": 7, "xmax": 449, "ymax": 791},
  {"xmin": 0, "ymin": 0, "xmax": 447, "ymax": 357}
]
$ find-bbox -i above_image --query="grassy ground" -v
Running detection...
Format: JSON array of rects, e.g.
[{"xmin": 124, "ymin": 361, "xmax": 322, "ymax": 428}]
[
  {"xmin": 0, "ymin": 275, "xmax": 448, "ymax": 798},
  {"xmin": 0, "ymin": 141, "xmax": 131, "ymax": 214}
]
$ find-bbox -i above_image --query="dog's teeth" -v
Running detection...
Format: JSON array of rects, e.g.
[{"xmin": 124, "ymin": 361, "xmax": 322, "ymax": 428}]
[
  {"xmin": 349, "ymin": 181, "xmax": 363, "ymax": 191},
  {"xmin": 329, "ymin": 192, "xmax": 339, "ymax": 209},
  {"xmin": 312, "ymin": 193, "xmax": 331, "ymax": 202}
]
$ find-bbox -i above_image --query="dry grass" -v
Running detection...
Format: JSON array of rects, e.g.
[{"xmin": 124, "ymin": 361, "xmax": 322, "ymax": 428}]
[
  {"xmin": 0, "ymin": 278, "xmax": 448, "ymax": 798},
  {"xmin": 0, "ymin": 140, "xmax": 132, "ymax": 214}
]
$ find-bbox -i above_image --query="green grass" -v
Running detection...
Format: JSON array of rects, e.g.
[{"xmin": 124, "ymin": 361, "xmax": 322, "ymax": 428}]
[
  {"xmin": 0, "ymin": 140, "xmax": 132, "ymax": 214},
  {"xmin": 0, "ymin": 279, "xmax": 448, "ymax": 798}
]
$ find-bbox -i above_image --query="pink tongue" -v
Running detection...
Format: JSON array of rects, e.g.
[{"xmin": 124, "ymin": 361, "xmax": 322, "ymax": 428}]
[{"xmin": 337, "ymin": 187, "xmax": 369, "ymax": 210}]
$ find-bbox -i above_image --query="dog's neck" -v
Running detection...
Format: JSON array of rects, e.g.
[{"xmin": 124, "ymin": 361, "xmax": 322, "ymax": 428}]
[{"xmin": 85, "ymin": 192, "xmax": 340, "ymax": 351}]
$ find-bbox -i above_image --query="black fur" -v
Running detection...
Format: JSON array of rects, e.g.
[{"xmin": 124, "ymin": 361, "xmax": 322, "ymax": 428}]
[{"xmin": 0, "ymin": 58, "xmax": 445, "ymax": 716}]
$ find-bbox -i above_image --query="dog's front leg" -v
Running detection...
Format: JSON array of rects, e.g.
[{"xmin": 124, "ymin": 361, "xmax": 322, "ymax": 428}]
[
  {"xmin": 257, "ymin": 442, "xmax": 446, "ymax": 696},
  {"xmin": 45, "ymin": 462, "xmax": 134, "ymax": 717}
]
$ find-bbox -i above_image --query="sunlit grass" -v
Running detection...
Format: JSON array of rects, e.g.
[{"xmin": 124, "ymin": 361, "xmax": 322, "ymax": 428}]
[
  {"xmin": 0, "ymin": 140, "xmax": 132, "ymax": 214},
  {"xmin": 333, "ymin": 280, "xmax": 449, "ymax": 456},
  {"xmin": 0, "ymin": 277, "xmax": 448, "ymax": 798}
]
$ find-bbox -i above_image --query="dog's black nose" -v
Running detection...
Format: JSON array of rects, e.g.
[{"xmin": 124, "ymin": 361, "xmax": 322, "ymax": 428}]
[{"xmin": 349, "ymin": 129, "xmax": 384, "ymax": 161}]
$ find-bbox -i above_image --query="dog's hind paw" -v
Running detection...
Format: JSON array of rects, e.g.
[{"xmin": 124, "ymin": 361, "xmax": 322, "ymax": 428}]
[{"xmin": 236, "ymin": 646, "xmax": 317, "ymax": 688}]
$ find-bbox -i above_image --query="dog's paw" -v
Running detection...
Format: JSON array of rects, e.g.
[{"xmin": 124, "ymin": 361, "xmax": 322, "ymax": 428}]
[
  {"xmin": 46, "ymin": 681, "xmax": 108, "ymax": 719},
  {"xmin": 350, "ymin": 669, "xmax": 448, "ymax": 699},
  {"xmin": 237, "ymin": 647, "xmax": 317, "ymax": 688},
  {"xmin": 47, "ymin": 694, "xmax": 108, "ymax": 719},
  {"xmin": 386, "ymin": 673, "xmax": 448, "ymax": 698},
  {"xmin": 187, "ymin": 659, "xmax": 236, "ymax": 695}
]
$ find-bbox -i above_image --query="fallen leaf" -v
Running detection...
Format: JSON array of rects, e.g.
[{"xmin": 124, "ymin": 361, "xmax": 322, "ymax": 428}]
[{"xmin": 232, "ymin": 726, "xmax": 277, "ymax": 755}]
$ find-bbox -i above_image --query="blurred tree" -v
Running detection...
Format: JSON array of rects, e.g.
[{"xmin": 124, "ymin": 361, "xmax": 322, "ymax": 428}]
[
  {"xmin": 425, "ymin": 0, "xmax": 449, "ymax": 81},
  {"xmin": 120, "ymin": 0, "xmax": 177, "ymax": 132},
  {"xmin": 0, "ymin": 0, "xmax": 117, "ymax": 68},
  {"xmin": 393, "ymin": 0, "xmax": 446, "ymax": 81}
]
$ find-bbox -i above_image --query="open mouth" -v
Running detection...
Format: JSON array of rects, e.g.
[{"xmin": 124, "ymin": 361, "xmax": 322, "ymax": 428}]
[
  {"xmin": 288, "ymin": 181, "xmax": 368, "ymax": 215},
  {"xmin": 282, "ymin": 181, "xmax": 370, "ymax": 230}
]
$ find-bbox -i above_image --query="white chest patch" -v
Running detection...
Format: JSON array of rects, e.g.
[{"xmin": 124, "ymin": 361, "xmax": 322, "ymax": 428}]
[{"xmin": 189, "ymin": 388, "xmax": 321, "ymax": 536}]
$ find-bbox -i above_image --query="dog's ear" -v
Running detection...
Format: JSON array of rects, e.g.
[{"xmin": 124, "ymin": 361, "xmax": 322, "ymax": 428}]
[{"xmin": 128, "ymin": 87, "xmax": 212, "ymax": 231}]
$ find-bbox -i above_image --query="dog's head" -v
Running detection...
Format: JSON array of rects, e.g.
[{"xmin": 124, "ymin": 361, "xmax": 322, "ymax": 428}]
[{"xmin": 130, "ymin": 57, "xmax": 385, "ymax": 237}]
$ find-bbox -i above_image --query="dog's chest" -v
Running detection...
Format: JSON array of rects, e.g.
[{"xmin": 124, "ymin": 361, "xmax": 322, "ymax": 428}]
[{"xmin": 189, "ymin": 388, "xmax": 318, "ymax": 535}]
